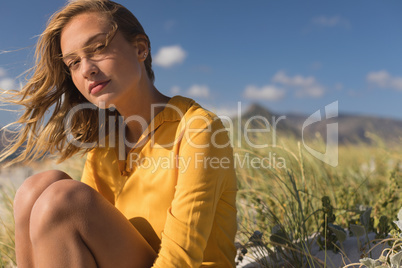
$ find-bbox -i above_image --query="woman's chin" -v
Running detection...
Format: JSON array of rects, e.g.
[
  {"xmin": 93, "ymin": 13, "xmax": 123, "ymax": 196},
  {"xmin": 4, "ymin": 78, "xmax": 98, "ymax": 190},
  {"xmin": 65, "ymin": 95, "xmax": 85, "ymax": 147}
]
[{"xmin": 92, "ymin": 96, "xmax": 118, "ymax": 110}]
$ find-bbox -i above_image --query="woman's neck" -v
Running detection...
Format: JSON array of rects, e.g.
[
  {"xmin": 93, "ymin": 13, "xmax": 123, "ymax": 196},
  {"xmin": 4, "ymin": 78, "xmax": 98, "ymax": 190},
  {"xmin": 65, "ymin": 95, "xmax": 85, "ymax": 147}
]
[{"xmin": 120, "ymin": 85, "xmax": 171, "ymax": 150}]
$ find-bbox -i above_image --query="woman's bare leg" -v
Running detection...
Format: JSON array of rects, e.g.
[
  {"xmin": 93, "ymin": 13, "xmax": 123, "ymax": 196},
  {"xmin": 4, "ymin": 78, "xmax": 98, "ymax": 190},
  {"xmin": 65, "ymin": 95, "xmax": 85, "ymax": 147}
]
[
  {"xmin": 14, "ymin": 170, "xmax": 71, "ymax": 267},
  {"xmin": 14, "ymin": 171, "xmax": 157, "ymax": 268}
]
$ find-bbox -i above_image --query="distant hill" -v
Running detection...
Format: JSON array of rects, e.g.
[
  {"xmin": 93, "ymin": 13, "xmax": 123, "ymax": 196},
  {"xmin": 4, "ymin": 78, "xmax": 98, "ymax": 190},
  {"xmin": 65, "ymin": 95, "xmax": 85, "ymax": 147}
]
[
  {"xmin": 2, "ymin": 104, "xmax": 402, "ymax": 161},
  {"xmin": 237, "ymin": 103, "xmax": 402, "ymax": 146}
]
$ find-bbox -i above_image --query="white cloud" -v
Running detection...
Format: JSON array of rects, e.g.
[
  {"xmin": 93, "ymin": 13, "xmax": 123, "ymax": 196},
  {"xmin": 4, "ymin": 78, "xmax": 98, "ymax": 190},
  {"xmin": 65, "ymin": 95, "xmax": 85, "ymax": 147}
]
[
  {"xmin": 154, "ymin": 45, "xmax": 187, "ymax": 68},
  {"xmin": 367, "ymin": 70, "xmax": 390, "ymax": 87},
  {"xmin": 296, "ymin": 86, "xmax": 324, "ymax": 98},
  {"xmin": 272, "ymin": 71, "xmax": 324, "ymax": 98},
  {"xmin": 170, "ymin": 84, "xmax": 210, "ymax": 99},
  {"xmin": 0, "ymin": 78, "xmax": 16, "ymax": 90},
  {"xmin": 206, "ymin": 106, "xmax": 239, "ymax": 118},
  {"xmin": 170, "ymin": 85, "xmax": 181, "ymax": 95},
  {"xmin": 0, "ymin": 67, "xmax": 6, "ymax": 77},
  {"xmin": 273, "ymin": 71, "xmax": 316, "ymax": 88},
  {"xmin": 187, "ymin": 84, "xmax": 210, "ymax": 99},
  {"xmin": 243, "ymin": 85, "xmax": 285, "ymax": 101},
  {"xmin": 312, "ymin": 15, "xmax": 350, "ymax": 28},
  {"xmin": 393, "ymin": 78, "xmax": 402, "ymax": 91},
  {"xmin": 0, "ymin": 68, "xmax": 17, "ymax": 90},
  {"xmin": 367, "ymin": 70, "xmax": 402, "ymax": 91}
]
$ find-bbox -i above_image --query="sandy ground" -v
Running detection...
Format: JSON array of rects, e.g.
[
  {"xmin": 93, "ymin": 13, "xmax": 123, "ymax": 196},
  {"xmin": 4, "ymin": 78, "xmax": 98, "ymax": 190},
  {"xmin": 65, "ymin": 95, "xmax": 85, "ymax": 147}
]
[{"xmin": 237, "ymin": 232, "xmax": 389, "ymax": 268}]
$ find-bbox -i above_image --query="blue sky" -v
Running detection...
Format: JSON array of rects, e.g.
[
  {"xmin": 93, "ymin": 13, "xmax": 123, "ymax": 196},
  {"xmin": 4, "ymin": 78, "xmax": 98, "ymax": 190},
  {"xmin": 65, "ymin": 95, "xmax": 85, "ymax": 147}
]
[{"xmin": 1, "ymin": 0, "xmax": 402, "ymax": 127}]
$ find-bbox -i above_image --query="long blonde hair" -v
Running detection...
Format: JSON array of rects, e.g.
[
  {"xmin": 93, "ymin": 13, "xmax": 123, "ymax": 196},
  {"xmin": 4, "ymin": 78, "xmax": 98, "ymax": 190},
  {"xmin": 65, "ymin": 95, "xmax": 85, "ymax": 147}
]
[{"xmin": 0, "ymin": 0, "xmax": 154, "ymax": 166}]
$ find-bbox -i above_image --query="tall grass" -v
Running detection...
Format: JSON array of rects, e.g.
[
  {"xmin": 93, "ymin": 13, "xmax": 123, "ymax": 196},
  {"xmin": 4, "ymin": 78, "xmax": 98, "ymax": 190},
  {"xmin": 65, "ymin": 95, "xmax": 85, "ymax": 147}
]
[
  {"xmin": 0, "ymin": 155, "xmax": 86, "ymax": 267},
  {"xmin": 0, "ymin": 183, "xmax": 16, "ymax": 268},
  {"xmin": 0, "ymin": 125, "xmax": 400, "ymax": 267},
  {"xmin": 234, "ymin": 124, "xmax": 402, "ymax": 266}
]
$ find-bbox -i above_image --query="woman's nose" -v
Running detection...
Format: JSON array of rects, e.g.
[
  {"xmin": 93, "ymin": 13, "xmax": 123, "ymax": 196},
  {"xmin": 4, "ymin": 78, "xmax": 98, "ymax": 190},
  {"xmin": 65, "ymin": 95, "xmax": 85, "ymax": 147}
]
[{"xmin": 80, "ymin": 58, "xmax": 99, "ymax": 78}]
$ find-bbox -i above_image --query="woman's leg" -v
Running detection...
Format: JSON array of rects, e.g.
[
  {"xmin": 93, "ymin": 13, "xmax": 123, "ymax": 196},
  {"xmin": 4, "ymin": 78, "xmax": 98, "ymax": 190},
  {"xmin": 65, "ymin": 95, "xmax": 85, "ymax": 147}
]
[
  {"xmin": 14, "ymin": 170, "xmax": 72, "ymax": 267},
  {"xmin": 14, "ymin": 170, "xmax": 157, "ymax": 268}
]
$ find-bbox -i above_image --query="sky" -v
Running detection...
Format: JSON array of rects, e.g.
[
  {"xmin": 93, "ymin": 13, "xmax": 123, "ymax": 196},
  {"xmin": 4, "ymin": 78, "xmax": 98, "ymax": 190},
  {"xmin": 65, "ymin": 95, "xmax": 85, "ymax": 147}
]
[{"xmin": 1, "ymin": 0, "xmax": 402, "ymax": 127}]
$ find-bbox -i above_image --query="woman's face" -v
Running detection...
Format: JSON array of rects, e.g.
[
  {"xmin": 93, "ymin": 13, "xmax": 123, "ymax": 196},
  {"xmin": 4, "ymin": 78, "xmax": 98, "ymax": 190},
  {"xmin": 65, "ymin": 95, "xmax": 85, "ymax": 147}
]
[{"xmin": 60, "ymin": 12, "xmax": 147, "ymax": 108}]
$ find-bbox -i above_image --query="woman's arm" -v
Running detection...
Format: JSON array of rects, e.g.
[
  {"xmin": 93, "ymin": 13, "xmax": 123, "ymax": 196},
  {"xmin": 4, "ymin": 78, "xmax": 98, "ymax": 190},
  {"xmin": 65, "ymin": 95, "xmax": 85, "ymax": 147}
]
[{"xmin": 153, "ymin": 116, "xmax": 237, "ymax": 267}]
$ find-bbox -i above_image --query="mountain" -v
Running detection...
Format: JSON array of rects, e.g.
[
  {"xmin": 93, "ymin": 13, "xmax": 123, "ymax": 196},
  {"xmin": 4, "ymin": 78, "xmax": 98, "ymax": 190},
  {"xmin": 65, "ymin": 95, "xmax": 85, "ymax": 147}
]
[{"xmin": 237, "ymin": 103, "xmax": 402, "ymax": 146}]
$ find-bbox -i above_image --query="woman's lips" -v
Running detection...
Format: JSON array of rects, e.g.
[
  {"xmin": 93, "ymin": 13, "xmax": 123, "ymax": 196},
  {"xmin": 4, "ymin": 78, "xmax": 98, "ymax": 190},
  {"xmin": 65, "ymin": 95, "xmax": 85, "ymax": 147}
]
[{"xmin": 89, "ymin": 80, "xmax": 110, "ymax": 95}]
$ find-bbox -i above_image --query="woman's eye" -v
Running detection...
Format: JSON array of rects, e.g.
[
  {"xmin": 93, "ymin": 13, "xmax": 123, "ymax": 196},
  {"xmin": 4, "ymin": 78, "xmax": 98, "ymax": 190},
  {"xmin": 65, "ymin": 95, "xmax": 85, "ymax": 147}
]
[
  {"xmin": 93, "ymin": 43, "xmax": 106, "ymax": 53},
  {"xmin": 68, "ymin": 59, "xmax": 80, "ymax": 69},
  {"xmin": 96, "ymin": 44, "xmax": 106, "ymax": 51}
]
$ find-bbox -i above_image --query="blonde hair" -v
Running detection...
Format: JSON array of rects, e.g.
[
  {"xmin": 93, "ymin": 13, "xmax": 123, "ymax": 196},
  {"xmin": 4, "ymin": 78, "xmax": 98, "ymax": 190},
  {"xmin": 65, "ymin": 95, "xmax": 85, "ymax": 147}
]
[{"xmin": 0, "ymin": 0, "xmax": 154, "ymax": 166}]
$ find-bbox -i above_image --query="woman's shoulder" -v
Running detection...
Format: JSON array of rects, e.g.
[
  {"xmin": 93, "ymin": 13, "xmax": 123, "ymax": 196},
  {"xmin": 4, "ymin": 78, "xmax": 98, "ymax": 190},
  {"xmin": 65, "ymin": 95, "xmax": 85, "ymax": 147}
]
[
  {"xmin": 168, "ymin": 96, "xmax": 231, "ymax": 149},
  {"xmin": 170, "ymin": 95, "xmax": 221, "ymax": 126}
]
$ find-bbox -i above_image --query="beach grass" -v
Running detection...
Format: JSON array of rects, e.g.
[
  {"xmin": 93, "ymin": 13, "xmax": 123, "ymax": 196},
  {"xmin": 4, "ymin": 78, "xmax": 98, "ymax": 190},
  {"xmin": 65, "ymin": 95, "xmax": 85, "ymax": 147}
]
[
  {"xmin": 0, "ymin": 184, "xmax": 16, "ymax": 268},
  {"xmin": 234, "ymin": 127, "xmax": 402, "ymax": 267},
  {"xmin": 0, "ymin": 130, "xmax": 400, "ymax": 267}
]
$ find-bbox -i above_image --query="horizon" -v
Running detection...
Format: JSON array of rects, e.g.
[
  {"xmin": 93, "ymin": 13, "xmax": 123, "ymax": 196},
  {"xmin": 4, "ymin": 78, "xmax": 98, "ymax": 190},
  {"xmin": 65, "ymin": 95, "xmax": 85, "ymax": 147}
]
[{"xmin": 238, "ymin": 101, "xmax": 402, "ymax": 121}]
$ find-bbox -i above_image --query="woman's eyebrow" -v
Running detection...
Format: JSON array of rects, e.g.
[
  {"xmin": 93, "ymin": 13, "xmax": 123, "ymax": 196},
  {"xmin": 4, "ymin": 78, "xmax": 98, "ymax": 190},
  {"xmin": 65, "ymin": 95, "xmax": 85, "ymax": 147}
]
[{"xmin": 62, "ymin": 32, "xmax": 108, "ymax": 60}]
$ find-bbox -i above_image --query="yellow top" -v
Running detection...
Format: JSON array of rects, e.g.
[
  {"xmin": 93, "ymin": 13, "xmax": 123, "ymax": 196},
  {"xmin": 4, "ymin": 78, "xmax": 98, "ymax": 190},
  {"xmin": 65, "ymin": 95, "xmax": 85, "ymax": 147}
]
[{"xmin": 81, "ymin": 95, "xmax": 237, "ymax": 267}]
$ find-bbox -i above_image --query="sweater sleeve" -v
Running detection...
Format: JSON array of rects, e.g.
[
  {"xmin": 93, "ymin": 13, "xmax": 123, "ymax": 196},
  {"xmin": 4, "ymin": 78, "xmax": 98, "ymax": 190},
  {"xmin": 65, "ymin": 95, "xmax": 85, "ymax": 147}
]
[{"xmin": 152, "ymin": 114, "xmax": 235, "ymax": 267}]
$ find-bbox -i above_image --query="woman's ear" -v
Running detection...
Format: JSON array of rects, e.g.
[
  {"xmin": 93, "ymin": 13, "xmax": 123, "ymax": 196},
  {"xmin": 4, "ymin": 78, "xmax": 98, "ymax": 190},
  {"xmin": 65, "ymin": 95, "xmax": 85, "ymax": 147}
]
[{"xmin": 134, "ymin": 34, "xmax": 149, "ymax": 62}]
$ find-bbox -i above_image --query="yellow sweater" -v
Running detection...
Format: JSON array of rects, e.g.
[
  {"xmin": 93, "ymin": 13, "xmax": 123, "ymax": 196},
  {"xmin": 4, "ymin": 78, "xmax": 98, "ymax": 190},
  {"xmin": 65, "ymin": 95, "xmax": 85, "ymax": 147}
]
[{"xmin": 81, "ymin": 96, "xmax": 237, "ymax": 267}]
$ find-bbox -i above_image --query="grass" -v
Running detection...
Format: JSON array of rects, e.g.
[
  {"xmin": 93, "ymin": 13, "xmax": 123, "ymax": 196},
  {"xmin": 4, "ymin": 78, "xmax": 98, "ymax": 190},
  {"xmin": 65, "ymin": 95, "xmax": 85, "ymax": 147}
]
[
  {"xmin": 0, "ymin": 128, "xmax": 401, "ymax": 267},
  {"xmin": 234, "ymin": 127, "xmax": 402, "ymax": 267},
  {"xmin": 0, "ymin": 183, "xmax": 16, "ymax": 268},
  {"xmin": 0, "ymin": 155, "xmax": 85, "ymax": 268}
]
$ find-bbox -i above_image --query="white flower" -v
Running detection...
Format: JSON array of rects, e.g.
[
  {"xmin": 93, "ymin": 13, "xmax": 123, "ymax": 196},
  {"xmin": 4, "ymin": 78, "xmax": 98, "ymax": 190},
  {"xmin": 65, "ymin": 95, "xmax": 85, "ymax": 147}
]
[{"xmin": 394, "ymin": 208, "xmax": 402, "ymax": 232}]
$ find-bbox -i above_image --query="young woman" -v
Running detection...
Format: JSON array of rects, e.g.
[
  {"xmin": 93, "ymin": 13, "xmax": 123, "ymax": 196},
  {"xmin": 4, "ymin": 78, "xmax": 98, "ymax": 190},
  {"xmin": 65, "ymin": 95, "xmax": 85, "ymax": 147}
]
[{"xmin": 1, "ymin": 0, "xmax": 237, "ymax": 267}]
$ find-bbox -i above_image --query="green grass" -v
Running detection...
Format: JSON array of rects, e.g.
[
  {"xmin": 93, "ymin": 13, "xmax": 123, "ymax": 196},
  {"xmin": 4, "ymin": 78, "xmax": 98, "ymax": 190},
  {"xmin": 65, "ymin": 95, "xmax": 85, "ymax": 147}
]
[
  {"xmin": 0, "ymin": 155, "xmax": 85, "ymax": 268},
  {"xmin": 0, "ymin": 183, "xmax": 16, "ymax": 268},
  {"xmin": 234, "ymin": 128, "xmax": 402, "ymax": 267},
  {"xmin": 0, "ymin": 129, "xmax": 401, "ymax": 267}
]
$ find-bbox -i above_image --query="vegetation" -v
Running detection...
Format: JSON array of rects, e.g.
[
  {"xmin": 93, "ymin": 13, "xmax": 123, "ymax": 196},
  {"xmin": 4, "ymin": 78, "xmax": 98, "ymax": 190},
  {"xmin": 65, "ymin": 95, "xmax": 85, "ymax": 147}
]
[
  {"xmin": 0, "ymin": 184, "xmax": 15, "ymax": 268},
  {"xmin": 0, "ymin": 156, "xmax": 85, "ymax": 268},
  {"xmin": 234, "ymin": 123, "xmax": 402, "ymax": 267},
  {"xmin": 0, "ymin": 123, "xmax": 401, "ymax": 267}
]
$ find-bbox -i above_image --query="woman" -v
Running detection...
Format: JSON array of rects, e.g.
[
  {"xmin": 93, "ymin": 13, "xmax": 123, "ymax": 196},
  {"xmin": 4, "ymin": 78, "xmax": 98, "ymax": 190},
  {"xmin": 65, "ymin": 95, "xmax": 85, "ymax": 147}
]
[{"xmin": 2, "ymin": 0, "xmax": 237, "ymax": 267}]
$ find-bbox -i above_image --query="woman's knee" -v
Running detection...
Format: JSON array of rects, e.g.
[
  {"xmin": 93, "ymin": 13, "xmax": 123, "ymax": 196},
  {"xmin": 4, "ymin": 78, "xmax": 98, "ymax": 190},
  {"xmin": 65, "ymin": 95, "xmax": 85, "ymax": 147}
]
[
  {"xmin": 14, "ymin": 170, "xmax": 72, "ymax": 225},
  {"xmin": 29, "ymin": 180, "xmax": 95, "ymax": 241}
]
